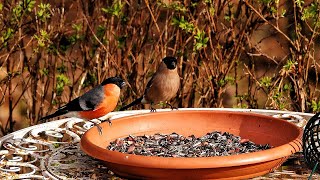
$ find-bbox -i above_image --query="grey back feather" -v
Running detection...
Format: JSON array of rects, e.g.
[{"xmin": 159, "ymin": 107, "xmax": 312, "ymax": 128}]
[{"xmin": 78, "ymin": 85, "xmax": 104, "ymax": 110}]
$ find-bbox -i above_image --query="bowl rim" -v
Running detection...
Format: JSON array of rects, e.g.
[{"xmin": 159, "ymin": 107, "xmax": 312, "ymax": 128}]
[{"xmin": 80, "ymin": 110, "xmax": 303, "ymax": 169}]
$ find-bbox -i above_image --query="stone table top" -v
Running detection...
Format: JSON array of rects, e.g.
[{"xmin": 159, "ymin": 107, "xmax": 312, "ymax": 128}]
[{"xmin": 0, "ymin": 108, "xmax": 316, "ymax": 179}]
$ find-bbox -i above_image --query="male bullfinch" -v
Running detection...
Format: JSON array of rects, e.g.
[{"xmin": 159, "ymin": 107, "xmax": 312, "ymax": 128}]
[
  {"xmin": 40, "ymin": 77, "xmax": 126, "ymax": 134},
  {"xmin": 120, "ymin": 57, "xmax": 180, "ymax": 111}
]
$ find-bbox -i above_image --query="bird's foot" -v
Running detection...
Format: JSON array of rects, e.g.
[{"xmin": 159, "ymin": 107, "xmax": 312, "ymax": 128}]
[
  {"xmin": 106, "ymin": 118, "xmax": 112, "ymax": 126},
  {"xmin": 96, "ymin": 124, "xmax": 103, "ymax": 136},
  {"xmin": 99, "ymin": 118, "xmax": 112, "ymax": 126},
  {"xmin": 94, "ymin": 118, "xmax": 112, "ymax": 136},
  {"xmin": 88, "ymin": 120, "xmax": 103, "ymax": 135},
  {"xmin": 150, "ymin": 107, "xmax": 157, "ymax": 112},
  {"xmin": 166, "ymin": 103, "xmax": 178, "ymax": 110}
]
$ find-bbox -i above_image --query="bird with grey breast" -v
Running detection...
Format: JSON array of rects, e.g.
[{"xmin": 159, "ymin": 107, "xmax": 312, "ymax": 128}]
[{"xmin": 120, "ymin": 56, "xmax": 180, "ymax": 112}]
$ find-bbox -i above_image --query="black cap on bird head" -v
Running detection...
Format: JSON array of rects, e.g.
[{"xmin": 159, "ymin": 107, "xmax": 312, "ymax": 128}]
[
  {"xmin": 101, "ymin": 77, "xmax": 126, "ymax": 89},
  {"xmin": 162, "ymin": 56, "xmax": 177, "ymax": 70}
]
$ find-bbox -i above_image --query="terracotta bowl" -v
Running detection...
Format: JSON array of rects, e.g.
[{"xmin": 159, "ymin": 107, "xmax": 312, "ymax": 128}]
[{"xmin": 80, "ymin": 110, "xmax": 302, "ymax": 179}]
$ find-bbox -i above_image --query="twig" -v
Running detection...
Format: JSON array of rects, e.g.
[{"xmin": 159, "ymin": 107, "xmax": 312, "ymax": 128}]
[
  {"xmin": 81, "ymin": 12, "xmax": 132, "ymax": 85},
  {"xmin": 243, "ymin": 0, "xmax": 297, "ymax": 51},
  {"xmin": 144, "ymin": 0, "xmax": 160, "ymax": 34}
]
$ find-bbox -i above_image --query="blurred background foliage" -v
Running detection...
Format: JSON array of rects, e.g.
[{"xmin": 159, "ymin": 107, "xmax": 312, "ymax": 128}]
[{"xmin": 0, "ymin": 0, "xmax": 320, "ymax": 136}]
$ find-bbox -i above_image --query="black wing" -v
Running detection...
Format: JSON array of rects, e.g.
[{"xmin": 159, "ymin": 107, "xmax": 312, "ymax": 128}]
[
  {"xmin": 144, "ymin": 74, "xmax": 155, "ymax": 95},
  {"xmin": 52, "ymin": 85, "xmax": 104, "ymax": 112},
  {"xmin": 40, "ymin": 85, "xmax": 105, "ymax": 121}
]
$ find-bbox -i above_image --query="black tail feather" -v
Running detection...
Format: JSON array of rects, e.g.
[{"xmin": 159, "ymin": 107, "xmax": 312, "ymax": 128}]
[
  {"xmin": 120, "ymin": 97, "xmax": 143, "ymax": 111},
  {"xmin": 39, "ymin": 108, "xmax": 68, "ymax": 122}
]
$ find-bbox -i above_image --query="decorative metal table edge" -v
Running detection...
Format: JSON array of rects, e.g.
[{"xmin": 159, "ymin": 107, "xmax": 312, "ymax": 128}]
[{"xmin": 0, "ymin": 108, "xmax": 316, "ymax": 179}]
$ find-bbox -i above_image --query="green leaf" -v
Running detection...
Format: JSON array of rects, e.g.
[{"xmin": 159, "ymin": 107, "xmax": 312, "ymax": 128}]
[
  {"xmin": 283, "ymin": 59, "xmax": 297, "ymax": 71},
  {"xmin": 40, "ymin": 68, "xmax": 49, "ymax": 76},
  {"xmin": 302, "ymin": 3, "xmax": 319, "ymax": 21},
  {"xmin": 27, "ymin": 0, "xmax": 36, "ymax": 12},
  {"xmin": 171, "ymin": 16, "xmax": 194, "ymax": 33},
  {"xmin": 280, "ymin": 9, "xmax": 286, "ymax": 17},
  {"xmin": 311, "ymin": 100, "xmax": 318, "ymax": 112},
  {"xmin": 194, "ymin": 29, "xmax": 208, "ymax": 51},
  {"xmin": 260, "ymin": 76, "xmax": 272, "ymax": 87},
  {"xmin": 166, "ymin": 2, "xmax": 187, "ymax": 13},
  {"xmin": 102, "ymin": 0, "xmax": 124, "ymax": 18},
  {"xmin": 72, "ymin": 24, "xmax": 82, "ymax": 32},
  {"xmin": 295, "ymin": 0, "xmax": 305, "ymax": 9},
  {"xmin": 56, "ymin": 74, "xmax": 70, "ymax": 96},
  {"xmin": 37, "ymin": 3, "xmax": 51, "ymax": 22}
]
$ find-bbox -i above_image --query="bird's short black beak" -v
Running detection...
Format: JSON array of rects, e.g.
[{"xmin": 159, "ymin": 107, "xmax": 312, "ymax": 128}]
[
  {"xmin": 120, "ymin": 81, "xmax": 126, "ymax": 89},
  {"xmin": 168, "ymin": 61, "xmax": 176, "ymax": 69}
]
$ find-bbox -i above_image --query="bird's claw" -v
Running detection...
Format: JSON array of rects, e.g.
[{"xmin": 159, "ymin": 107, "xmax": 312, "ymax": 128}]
[
  {"xmin": 150, "ymin": 107, "xmax": 156, "ymax": 112},
  {"xmin": 171, "ymin": 106, "xmax": 178, "ymax": 110},
  {"xmin": 98, "ymin": 118, "xmax": 112, "ymax": 126},
  {"xmin": 96, "ymin": 124, "xmax": 103, "ymax": 135},
  {"xmin": 88, "ymin": 120, "xmax": 103, "ymax": 135},
  {"xmin": 166, "ymin": 103, "xmax": 178, "ymax": 110},
  {"xmin": 106, "ymin": 118, "xmax": 112, "ymax": 126},
  {"xmin": 94, "ymin": 118, "xmax": 112, "ymax": 135}
]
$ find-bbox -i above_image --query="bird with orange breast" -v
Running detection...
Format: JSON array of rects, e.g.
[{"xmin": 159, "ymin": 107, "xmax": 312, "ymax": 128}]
[
  {"xmin": 120, "ymin": 57, "xmax": 180, "ymax": 111},
  {"xmin": 40, "ymin": 77, "xmax": 126, "ymax": 134}
]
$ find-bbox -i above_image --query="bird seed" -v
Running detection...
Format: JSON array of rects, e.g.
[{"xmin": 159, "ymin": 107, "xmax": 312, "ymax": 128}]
[{"xmin": 107, "ymin": 131, "xmax": 272, "ymax": 157}]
